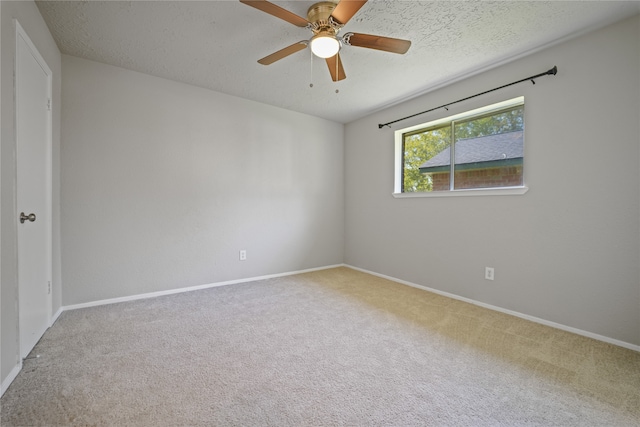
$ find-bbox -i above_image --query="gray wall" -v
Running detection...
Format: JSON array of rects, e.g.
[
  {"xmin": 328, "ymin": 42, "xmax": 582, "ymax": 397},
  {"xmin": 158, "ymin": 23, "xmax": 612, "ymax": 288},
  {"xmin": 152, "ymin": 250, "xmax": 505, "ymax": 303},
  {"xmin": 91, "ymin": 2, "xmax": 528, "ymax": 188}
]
[
  {"xmin": 1, "ymin": 0, "xmax": 62, "ymax": 388},
  {"xmin": 345, "ymin": 15, "xmax": 640, "ymax": 346},
  {"xmin": 61, "ymin": 56, "xmax": 345, "ymax": 305}
]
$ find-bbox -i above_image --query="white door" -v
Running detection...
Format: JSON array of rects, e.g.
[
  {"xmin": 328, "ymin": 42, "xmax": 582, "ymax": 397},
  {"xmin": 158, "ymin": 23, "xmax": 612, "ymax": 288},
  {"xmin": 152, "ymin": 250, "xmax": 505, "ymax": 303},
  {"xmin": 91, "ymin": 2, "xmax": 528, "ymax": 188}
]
[{"xmin": 16, "ymin": 21, "xmax": 53, "ymax": 359}]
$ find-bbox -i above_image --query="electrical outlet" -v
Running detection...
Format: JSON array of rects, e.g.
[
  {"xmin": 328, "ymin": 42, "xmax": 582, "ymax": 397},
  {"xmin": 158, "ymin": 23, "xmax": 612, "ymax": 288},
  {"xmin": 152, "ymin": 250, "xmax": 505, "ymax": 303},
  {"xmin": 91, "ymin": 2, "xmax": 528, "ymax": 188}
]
[
  {"xmin": 239, "ymin": 250, "xmax": 247, "ymax": 261},
  {"xmin": 485, "ymin": 267, "xmax": 494, "ymax": 281}
]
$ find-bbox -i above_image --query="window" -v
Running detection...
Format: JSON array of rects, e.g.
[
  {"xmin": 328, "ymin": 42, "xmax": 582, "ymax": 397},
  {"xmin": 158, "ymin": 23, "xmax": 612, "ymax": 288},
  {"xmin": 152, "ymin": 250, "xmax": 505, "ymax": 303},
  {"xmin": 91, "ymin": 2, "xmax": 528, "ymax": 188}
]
[{"xmin": 394, "ymin": 97, "xmax": 527, "ymax": 197}]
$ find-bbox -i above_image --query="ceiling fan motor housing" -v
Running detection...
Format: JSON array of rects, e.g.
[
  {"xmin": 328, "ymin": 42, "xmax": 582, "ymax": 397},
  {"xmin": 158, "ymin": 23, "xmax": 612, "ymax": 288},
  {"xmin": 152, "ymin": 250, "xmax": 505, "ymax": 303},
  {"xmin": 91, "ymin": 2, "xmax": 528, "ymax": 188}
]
[{"xmin": 307, "ymin": 1, "xmax": 339, "ymax": 25}]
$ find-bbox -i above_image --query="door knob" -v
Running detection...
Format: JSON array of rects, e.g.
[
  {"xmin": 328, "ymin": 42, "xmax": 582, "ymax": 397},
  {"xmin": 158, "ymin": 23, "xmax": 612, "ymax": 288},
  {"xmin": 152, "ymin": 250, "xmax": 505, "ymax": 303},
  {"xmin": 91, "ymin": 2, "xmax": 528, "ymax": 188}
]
[{"xmin": 20, "ymin": 212, "xmax": 36, "ymax": 224}]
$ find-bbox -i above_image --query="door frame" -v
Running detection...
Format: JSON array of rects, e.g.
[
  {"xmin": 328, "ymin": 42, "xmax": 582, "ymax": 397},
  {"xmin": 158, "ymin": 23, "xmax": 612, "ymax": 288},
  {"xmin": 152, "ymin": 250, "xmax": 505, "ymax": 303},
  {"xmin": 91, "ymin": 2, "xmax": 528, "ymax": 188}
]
[{"xmin": 15, "ymin": 19, "xmax": 53, "ymax": 358}]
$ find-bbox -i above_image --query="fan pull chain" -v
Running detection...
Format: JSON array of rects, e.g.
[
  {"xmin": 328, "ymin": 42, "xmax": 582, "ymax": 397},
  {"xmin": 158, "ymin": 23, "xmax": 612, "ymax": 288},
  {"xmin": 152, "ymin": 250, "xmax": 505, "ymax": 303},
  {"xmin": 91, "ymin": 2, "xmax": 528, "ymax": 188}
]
[
  {"xmin": 309, "ymin": 48, "xmax": 314, "ymax": 88},
  {"xmin": 335, "ymin": 53, "xmax": 340, "ymax": 93}
]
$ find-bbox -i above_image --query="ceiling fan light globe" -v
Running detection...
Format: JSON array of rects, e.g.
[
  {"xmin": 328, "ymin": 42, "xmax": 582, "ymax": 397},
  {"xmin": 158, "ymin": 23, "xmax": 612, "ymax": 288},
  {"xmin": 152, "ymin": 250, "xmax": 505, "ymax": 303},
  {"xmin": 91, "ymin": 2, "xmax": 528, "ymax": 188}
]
[{"xmin": 310, "ymin": 35, "xmax": 340, "ymax": 58}]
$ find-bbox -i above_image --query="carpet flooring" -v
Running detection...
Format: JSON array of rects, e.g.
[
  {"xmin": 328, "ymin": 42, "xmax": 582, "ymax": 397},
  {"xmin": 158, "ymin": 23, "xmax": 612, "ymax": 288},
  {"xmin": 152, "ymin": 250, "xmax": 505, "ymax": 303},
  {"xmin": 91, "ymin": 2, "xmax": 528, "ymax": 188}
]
[{"xmin": 1, "ymin": 267, "xmax": 639, "ymax": 426}]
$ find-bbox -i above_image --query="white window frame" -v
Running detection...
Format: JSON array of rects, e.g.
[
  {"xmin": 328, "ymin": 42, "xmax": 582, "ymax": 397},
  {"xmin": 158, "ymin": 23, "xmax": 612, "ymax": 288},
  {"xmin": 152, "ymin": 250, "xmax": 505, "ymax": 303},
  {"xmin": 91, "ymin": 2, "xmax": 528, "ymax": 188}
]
[{"xmin": 393, "ymin": 97, "xmax": 528, "ymax": 198}]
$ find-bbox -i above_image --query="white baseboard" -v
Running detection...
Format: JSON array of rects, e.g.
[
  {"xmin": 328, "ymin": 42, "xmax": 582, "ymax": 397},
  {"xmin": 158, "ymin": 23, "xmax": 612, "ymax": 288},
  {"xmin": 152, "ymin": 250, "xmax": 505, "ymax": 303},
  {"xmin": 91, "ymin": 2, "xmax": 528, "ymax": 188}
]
[
  {"xmin": 52, "ymin": 306, "xmax": 63, "ymax": 325},
  {"xmin": 60, "ymin": 264, "xmax": 346, "ymax": 313},
  {"xmin": 345, "ymin": 265, "xmax": 640, "ymax": 353},
  {"xmin": 1, "ymin": 361, "xmax": 22, "ymax": 397}
]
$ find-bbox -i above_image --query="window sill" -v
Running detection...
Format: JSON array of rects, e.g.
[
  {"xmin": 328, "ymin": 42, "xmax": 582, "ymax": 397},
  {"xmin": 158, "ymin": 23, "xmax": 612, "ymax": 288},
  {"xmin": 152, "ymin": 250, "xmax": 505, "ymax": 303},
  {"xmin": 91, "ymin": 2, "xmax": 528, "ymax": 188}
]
[{"xmin": 393, "ymin": 186, "xmax": 529, "ymax": 198}]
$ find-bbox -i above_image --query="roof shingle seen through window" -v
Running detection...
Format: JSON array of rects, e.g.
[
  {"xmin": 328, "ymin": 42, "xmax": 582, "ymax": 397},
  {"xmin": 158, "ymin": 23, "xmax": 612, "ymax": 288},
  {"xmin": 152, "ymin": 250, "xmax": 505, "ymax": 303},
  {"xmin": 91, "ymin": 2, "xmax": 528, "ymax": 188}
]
[{"xmin": 419, "ymin": 131, "xmax": 523, "ymax": 171}]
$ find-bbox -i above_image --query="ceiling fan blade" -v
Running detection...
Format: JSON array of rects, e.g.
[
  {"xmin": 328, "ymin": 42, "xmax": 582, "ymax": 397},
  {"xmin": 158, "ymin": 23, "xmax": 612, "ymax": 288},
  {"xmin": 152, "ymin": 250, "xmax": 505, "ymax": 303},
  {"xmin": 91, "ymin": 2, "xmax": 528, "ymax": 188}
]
[
  {"xmin": 330, "ymin": 0, "xmax": 367, "ymax": 25},
  {"xmin": 344, "ymin": 32, "xmax": 411, "ymax": 54},
  {"xmin": 258, "ymin": 41, "xmax": 308, "ymax": 65},
  {"xmin": 326, "ymin": 54, "xmax": 346, "ymax": 82},
  {"xmin": 239, "ymin": 0, "xmax": 309, "ymax": 27}
]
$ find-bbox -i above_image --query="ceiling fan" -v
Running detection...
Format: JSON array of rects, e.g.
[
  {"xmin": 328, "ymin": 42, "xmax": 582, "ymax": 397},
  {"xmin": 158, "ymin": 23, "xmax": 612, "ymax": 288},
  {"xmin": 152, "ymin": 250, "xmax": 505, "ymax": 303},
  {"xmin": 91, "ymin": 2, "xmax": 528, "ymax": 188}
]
[{"xmin": 239, "ymin": 0, "xmax": 411, "ymax": 82}]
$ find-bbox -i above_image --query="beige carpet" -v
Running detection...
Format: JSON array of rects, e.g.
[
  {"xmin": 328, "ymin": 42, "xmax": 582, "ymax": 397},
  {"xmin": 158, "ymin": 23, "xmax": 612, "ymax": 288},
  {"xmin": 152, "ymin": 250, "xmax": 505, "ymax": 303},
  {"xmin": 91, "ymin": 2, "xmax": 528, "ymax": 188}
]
[{"xmin": 2, "ymin": 267, "xmax": 639, "ymax": 426}]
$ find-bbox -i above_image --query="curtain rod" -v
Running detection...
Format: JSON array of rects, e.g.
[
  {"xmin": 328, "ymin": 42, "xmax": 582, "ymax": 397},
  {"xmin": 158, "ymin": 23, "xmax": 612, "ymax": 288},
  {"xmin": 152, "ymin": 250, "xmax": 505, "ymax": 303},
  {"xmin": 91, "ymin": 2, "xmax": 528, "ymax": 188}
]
[{"xmin": 378, "ymin": 66, "xmax": 558, "ymax": 129}]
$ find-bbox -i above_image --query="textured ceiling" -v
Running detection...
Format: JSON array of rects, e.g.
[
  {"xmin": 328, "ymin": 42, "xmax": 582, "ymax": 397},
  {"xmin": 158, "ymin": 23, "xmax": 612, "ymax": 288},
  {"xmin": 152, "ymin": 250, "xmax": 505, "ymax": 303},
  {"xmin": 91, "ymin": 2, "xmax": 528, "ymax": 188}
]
[{"xmin": 36, "ymin": 0, "xmax": 640, "ymax": 123}]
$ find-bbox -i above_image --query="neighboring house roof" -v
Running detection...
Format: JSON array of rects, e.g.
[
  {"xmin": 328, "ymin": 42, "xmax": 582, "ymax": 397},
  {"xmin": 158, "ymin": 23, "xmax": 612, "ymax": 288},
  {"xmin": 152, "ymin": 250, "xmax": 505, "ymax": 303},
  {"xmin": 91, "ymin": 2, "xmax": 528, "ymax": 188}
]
[{"xmin": 419, "ymin": 131, "xmax": 523, "ymax": 173}]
